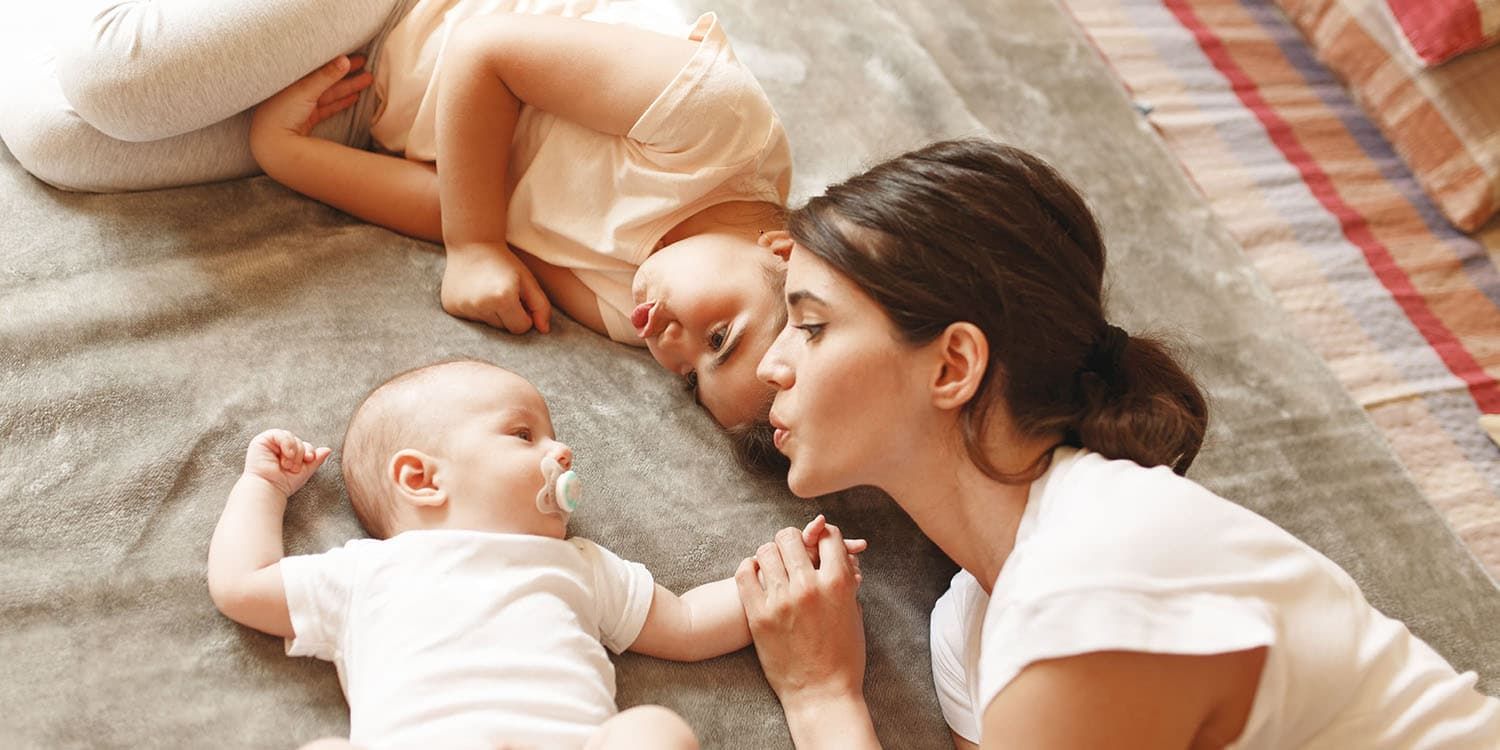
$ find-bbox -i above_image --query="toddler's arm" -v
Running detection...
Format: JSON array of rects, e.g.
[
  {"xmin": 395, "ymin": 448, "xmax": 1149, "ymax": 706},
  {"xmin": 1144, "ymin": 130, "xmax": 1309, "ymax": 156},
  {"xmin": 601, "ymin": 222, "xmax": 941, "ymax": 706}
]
[
  {"xmin": 250, "ymin": 56, "xmax": 445, "ymax": 243},
  {"xmin": 433, "ymin": 14, "xmax": 698, "ymax": 334},
  {"xmin": 206, "ymin": 429, "xmax": 331, "ymax": 638},
  {"xmin": 630, "ymin": 517, "xmax": 867, "ymax": 662}
]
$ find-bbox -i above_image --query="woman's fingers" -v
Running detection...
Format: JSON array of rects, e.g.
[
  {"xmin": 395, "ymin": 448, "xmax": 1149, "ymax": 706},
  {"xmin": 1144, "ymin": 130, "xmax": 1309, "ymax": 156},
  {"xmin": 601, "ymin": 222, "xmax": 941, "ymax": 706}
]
[
  {"xmin": 801, "ymin": 514, "xmax": 826, "ymax": 546},
  {"xmin": 775, "ymin": 527, "xmax": 815, "ymax": 583},
  {"xmin": 756, "ymin": 541, "xmax": 789, "ymax": 591},
  {"xmin": 817, "ymin": 523, "xmax": 855, "ymax": 582},
  {"xmin": 734, "ymin": 556, "xmax": 766, "ymax": 617}
]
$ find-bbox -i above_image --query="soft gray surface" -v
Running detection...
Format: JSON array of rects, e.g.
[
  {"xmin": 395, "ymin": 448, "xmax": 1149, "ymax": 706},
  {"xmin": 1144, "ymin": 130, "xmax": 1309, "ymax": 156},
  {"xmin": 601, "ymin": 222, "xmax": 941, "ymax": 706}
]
[{"xmin": 3, "ymin": 0, "xmax": 1500, "ymax": 748}]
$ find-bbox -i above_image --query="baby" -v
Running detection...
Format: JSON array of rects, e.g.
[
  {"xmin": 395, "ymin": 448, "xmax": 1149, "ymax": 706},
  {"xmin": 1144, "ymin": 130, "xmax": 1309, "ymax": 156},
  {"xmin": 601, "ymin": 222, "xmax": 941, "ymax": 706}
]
[{"xmin": 206, "ymin": 360, "xmax": 863, "ymax": 749}]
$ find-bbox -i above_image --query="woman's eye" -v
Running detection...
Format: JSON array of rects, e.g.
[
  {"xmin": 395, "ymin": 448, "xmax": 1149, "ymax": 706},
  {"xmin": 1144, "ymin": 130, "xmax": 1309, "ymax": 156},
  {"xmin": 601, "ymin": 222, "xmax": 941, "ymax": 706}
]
[
  {"xmin": 708, "ymin": 326, "xmax": 728, "ymax": 351},
  {"xmin": 683, "ymin": 370, "xmax": 699, "ymax": 393},
  {"xmin": 794, "ymin": 323, "xmax": 825, "ymax": 340}
]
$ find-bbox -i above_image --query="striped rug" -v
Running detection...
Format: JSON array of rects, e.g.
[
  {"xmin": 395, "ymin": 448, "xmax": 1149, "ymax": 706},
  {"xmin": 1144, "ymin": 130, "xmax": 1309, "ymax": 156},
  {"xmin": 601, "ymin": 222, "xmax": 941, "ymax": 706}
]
[{"xmin": 1062, "ymin": 0, "xmax": 1500, "ymax": 577}]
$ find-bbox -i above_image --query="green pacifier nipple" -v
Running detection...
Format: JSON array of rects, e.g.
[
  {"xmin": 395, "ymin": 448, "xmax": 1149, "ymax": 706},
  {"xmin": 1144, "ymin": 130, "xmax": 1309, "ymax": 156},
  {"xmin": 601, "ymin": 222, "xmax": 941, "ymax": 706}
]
[{"xmin": 555, "ymin": 470, "xmax": 581, "ymax": 513}]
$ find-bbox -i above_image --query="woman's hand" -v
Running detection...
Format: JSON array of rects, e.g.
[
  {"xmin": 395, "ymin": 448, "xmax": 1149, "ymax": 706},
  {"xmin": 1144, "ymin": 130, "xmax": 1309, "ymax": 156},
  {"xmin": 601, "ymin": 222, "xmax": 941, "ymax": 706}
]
[
  {"xmin": 736, "ymin": 521, "xmax": 868, "ymax": 707},
  {"xmin": 440, "ymin": 243, "xmax": 553, "ymax": 334},
  {"xmin": 249, "ymin": 55, "xmax": 372, "ymax": 155}
]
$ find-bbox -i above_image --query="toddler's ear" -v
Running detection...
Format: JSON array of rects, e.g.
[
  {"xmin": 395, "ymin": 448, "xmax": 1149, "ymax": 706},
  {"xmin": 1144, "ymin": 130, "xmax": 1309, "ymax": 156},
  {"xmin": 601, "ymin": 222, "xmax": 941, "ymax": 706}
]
[
  {"xmin": 758, "ymin": 229, "xmax": 793, "ymax": 260},
  {"xmin": 389, "ymin": 449, "xmax": 447, "ymax": 508}
]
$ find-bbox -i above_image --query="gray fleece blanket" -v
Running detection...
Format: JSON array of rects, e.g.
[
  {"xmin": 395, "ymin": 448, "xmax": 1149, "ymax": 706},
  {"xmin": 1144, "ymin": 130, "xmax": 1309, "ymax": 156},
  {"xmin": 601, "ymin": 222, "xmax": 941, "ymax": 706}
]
[{"xmin": 3, "ymin": 0, "xmax": 1499, "ymax": 748}]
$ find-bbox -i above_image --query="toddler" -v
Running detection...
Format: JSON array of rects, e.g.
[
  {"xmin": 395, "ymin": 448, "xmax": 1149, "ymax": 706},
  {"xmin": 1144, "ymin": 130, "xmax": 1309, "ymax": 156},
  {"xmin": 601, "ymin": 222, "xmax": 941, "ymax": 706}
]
[{"xmin": 206, "ymin": 359, "xmax": 862, "ymax": 749}]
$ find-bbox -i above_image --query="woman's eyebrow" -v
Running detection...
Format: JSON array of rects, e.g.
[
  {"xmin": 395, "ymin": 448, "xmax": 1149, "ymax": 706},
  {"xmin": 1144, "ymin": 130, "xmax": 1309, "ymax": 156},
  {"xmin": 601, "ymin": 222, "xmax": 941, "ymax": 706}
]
[{"xmin": 786, "ymin": 289, "xmax": 827, "ymax": 308}]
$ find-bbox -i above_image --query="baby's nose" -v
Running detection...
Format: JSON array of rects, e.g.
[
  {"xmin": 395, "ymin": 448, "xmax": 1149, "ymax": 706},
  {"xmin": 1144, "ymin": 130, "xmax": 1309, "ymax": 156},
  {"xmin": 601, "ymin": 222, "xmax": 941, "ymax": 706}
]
[{"xmin": 553, "ymin": 445, "xmax": 573, "ymax": 470}]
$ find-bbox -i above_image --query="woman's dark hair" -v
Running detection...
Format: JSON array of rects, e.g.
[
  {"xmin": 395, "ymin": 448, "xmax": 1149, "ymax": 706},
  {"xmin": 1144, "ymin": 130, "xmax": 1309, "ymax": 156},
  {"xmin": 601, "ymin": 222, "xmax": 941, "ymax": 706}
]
[{"xmin": 783, "ymin": 138, "xmax": 1207, "ymax": 479}]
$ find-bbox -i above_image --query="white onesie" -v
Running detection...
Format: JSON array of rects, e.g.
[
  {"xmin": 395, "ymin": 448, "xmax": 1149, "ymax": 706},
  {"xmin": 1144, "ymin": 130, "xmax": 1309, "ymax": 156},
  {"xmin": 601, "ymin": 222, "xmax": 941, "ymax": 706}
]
[
  {"xmin": 280, "ymin": 529, "xmax": 654, "ymax": 749},
  {"xmin": 929, "ymin": 447, "xmax": 1500, "ymax": 748}
]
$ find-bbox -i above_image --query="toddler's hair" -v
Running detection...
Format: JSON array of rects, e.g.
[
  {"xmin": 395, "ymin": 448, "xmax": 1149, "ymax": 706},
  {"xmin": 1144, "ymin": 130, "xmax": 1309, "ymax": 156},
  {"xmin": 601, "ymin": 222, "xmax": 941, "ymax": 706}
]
[
  {"xmin": 729, "ymin": 258, "xmax": 792, "ymax": 478},
  {"xmin": 341, "ymin": 359, "xmax": 496, "ymax": 538}
]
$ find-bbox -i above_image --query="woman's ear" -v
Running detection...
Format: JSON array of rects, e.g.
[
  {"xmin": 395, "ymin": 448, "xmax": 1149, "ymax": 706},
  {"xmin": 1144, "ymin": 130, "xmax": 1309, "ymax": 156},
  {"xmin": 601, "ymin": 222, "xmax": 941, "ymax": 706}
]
[
  {"xmin": 930, "ymin": 322, "xmax": 989, "ymax": 410},
  {"xmin": 758, "ymin": 229, "xmax": 794, "ymax": 260},
  {"xmin": 388, "ymin": 449, "xmax": 447, "ymax": 509}
]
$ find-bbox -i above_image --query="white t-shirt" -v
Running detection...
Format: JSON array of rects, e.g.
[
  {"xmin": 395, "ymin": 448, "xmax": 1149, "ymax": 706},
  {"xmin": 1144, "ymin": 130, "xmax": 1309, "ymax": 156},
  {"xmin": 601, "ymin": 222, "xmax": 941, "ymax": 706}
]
[
  {"xmin": 370, "ymin": 1, "xmax": 794, "ymax": 343},
  {"xmin": 930, "ymin": 447, "xmax": 1500, "ymax": 748},
  {"xmin": 281, "ymin": 529, "xmax": 655, "ymax": 749}
]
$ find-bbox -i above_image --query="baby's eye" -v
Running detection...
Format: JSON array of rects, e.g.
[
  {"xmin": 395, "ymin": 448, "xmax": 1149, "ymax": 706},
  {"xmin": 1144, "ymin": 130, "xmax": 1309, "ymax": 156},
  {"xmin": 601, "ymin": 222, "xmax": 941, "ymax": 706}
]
[
  {"xmin": 683, "ymin": 370, "xmax": 699, "ymax": 394},
  {"xmin": 512, "ymin": 429, "xmax": 533, "ymax": 442},
  {"xmin": 708, "ymin": 326, "xmax": 728, "ymax": 351}
]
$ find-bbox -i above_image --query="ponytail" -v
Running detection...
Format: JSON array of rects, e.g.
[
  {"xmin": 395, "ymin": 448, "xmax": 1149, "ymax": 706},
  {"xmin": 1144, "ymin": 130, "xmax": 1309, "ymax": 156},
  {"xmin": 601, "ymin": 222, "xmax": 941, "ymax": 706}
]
[{"xmin": 1073, "ymin": 333, "xmax": 1207, "ymax": 475}]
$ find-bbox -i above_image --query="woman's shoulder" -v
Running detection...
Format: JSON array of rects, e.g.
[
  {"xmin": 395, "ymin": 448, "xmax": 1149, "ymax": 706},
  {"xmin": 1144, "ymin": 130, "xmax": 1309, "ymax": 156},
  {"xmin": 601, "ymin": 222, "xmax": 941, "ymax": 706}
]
[{"xmin": 1010, "ymin": 448, "xmax": 1327, "ymax": 596}]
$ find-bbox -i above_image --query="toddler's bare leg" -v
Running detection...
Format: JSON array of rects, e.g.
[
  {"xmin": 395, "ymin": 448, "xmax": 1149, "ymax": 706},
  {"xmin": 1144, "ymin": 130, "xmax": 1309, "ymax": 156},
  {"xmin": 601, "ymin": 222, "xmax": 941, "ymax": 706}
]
[{"xmin": 585, "ymin": 705, "xmax": 699, "ymax": 750}]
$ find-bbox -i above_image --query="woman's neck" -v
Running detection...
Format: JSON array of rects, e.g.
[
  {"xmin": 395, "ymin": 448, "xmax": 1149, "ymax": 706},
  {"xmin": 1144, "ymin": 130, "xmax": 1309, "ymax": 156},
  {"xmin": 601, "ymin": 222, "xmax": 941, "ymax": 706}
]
[{"xmin": 880, "ymin": 436, "xmax": 1056, "ymax": 594}]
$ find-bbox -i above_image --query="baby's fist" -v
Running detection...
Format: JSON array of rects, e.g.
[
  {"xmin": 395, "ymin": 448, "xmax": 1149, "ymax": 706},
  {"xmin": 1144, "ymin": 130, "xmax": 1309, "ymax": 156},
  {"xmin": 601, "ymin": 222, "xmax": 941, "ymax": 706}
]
[{"xmin": 244, "ymin": 429, "xmax": 332, "ymax": 497}]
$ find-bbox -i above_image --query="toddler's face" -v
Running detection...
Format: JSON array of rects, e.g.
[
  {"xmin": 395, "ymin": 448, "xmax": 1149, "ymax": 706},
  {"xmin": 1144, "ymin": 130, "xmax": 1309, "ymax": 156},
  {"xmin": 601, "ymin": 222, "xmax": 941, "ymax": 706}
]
[
  {"xmin": 632, "ymin": 233, "xmax": 783, "ymax": 428},
  {"xmin": 435, "ymin": 366, "xmax": 573, "ymax": 534}
]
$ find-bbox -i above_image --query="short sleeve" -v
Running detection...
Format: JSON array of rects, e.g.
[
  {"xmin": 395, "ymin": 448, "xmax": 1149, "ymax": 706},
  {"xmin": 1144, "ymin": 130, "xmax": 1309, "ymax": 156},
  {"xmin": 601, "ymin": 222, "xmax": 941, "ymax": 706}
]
[
  {"xmin": 977, "ymin": 588, "xmax": 1277, "ymax": 715},
  {"xmin": 930, "ymin": 574, "xmax": 983, "ymax": 743},
  {"xmin": 570, "ymin": 538, "xmax": 656, "ymax": 654},
  {"xmin": 627, "ymin": 14, "xmax": 779, "ymax": 171},
  {"xmin": 279, "ymin": 542, "xmax": 362, "ymax": 661}
]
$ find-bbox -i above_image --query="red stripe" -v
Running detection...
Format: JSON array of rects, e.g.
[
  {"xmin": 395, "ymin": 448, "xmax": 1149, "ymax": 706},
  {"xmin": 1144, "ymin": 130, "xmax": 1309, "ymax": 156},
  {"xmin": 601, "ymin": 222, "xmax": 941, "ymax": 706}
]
[
  {"xmin": 1387, "ymin": 0, "xmax": 1486, "ymax": 65},
  {"xmin": 1163, "ymin": 0, "xmax": 1500, "ymax": 413}
]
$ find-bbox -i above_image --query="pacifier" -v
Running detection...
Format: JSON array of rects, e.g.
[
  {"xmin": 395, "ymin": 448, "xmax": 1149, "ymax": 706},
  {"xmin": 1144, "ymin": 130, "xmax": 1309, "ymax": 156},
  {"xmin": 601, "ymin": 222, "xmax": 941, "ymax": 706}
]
[{"xmin": 536, "ymin": 451, "xmax": 582, "ymax": 516}]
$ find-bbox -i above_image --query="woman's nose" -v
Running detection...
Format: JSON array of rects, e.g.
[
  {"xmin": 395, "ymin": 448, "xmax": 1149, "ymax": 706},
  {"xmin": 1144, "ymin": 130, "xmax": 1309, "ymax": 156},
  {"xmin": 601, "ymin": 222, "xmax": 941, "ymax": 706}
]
[{"xmin": 756, "ymin": 331, "xmax": 794, "ymax": 389}]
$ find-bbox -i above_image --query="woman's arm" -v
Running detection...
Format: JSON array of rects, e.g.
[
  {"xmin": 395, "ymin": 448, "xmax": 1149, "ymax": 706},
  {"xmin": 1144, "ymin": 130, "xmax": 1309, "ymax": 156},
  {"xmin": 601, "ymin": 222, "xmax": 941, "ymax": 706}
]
[
  {"xmin": 735, "ymin": 523, "xmax": 880, "ymax": 750},
  {"xmin": 978, "ymin": 647, "xmax": 1267, "ymax": 749}
]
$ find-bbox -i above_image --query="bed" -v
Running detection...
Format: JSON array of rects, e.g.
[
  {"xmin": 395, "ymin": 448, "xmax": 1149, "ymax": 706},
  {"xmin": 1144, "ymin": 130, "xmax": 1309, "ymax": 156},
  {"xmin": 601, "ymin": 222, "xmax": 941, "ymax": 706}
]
[{"xmin": 3, "ymin": 0, "xmax": 1499, "ymax": 747}]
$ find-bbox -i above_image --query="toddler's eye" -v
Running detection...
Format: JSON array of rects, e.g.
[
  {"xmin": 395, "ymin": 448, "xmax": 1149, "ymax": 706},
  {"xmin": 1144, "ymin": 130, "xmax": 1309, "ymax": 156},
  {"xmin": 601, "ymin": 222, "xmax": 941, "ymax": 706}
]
[{"xmin": 683, "ymin": 370, "xmax": 699, "ymax": 393}]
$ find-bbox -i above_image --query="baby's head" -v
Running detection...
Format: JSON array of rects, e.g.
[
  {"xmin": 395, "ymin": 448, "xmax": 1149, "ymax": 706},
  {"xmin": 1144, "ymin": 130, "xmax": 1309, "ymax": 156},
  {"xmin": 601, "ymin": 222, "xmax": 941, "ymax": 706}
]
[{"xmin": 341, "ymin": 360, "xmax": 575, "ymax": 540}]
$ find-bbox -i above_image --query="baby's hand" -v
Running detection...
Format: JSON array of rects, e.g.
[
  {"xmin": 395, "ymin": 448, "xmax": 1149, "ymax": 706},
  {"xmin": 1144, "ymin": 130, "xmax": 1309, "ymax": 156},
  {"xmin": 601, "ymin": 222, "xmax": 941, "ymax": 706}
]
[
  {"xmin": 800, "ymin": 514, "xmax": 867, "ymax": 586},
  {"xmin": 243, "ymin": 429, "xmax": 332, "ymax": 498}
]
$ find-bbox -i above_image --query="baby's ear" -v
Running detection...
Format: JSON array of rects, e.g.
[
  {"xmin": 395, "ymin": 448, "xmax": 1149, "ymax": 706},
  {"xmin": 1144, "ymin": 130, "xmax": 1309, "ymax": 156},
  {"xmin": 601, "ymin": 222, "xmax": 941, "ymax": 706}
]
[
  {"xmin": 389, "ymin": 449, "xmax": 446, "ymax": 508},
  {"xmin": 758, "ymin": 230, "xmax": 793, "ymax": 260}
]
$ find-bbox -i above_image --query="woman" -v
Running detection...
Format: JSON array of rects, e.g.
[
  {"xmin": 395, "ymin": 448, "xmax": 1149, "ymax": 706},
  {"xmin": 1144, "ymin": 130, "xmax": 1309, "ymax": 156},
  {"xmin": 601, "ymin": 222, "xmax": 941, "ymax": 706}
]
[
  {"xmin": 734, "ymin": 139, "xmax": 1500, "ymax": 748},
  {"xmin": 1, "ymin": 0, "xmax": 796, "ymax": 445}
]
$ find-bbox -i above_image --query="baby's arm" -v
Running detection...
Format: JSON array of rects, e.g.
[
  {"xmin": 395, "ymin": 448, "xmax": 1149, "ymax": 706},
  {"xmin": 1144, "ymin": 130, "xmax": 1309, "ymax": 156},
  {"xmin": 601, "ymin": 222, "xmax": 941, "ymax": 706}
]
[
  {"xmin": 630, "ymin": 579, "xmax": 749, "ymax": 662},
  {"xmin": 250, "ymin": 56, "xmax": 444, "ymax": 243},
  {"xmin": 206, "ymin": 430, "xmax": 331, "ymax": 638},
  {"xmin": 630, "ymin": 517, "xmax": 867, "ymax": 662}
]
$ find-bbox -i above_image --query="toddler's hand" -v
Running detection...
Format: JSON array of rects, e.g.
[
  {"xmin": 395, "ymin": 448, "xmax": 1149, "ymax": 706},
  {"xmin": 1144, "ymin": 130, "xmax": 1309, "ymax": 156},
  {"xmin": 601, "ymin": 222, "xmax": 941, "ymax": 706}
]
[
  {"xmin": 441, "ymin": 243, "xmax": 553, "ymax": 334},
  {"xmin": 243, "ymin": 429, "xmax": 332, "ymax": 498},
  {"xmin": 250, "ymin": 55, "xmax": 372, "ymax": 147},
  {"xmin": 800, "ymin": 514, "xmax": 867, "ymax": 586}
]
